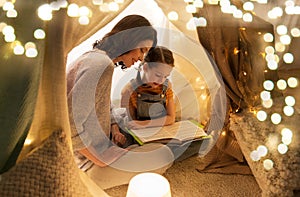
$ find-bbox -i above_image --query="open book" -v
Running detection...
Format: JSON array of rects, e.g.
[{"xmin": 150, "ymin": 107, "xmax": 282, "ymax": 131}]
[{"xmin": 126, "ymin": 120, "xmax": 210, "ymax": 145}]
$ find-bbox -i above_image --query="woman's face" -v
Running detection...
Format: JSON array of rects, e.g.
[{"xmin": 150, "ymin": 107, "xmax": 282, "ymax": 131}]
[
  {"xmin": 119, "ymin": 40, "xmax": 153, "ymax": 68},
  {"xmin": 143, "ymin": 63, "xmax": 173, "ymax": 88}
]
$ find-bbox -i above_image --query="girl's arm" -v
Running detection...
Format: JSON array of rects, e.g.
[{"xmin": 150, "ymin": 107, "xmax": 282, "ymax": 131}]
[{"xmin": 127, "ymin": 83, "xmax": 176, "ymax": 129}]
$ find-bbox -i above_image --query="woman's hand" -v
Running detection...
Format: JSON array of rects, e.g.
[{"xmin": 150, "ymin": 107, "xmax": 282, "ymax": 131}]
[{"xmin": 111, "ymin": 124, "xmax": 126, "ymax": 147}]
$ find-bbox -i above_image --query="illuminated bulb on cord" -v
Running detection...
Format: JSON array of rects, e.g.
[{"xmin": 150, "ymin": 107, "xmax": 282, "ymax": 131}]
[
  {"xmin": 287, "ymin": 77, "xmax": 298, "ymax": 88},
  {"xmin": 263, "ymin": 159, "xmax": 274, "ymax": 170}
]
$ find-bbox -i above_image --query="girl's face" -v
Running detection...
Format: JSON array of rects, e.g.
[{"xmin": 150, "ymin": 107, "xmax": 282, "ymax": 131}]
[
  {"xmin": 143, "ymin": 63, "xmax": 173, "ymax": 88},
  {"xmin": 118, "ymin": 40, "xmax": 153, "ymax": 68}
]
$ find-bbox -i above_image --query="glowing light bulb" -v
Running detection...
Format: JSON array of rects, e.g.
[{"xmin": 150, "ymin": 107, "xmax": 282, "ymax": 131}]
[
  {"xmin": 168, "ymin": 11, "xmax": 178, "ymax": 21},
  {"xmin": 277, "ymin": 143, "xmax": 288, "ymax": 154},
  {"xmin": 250, "ymin": 150, "xmax": 260, "ymax": 161},
  {"xmin": 79, "ymin": 6, "xmax": 89, "ymax": 16},
  {"xmin": 108, "ymin": 2, "xmax": 119, "ymax": 11},
  {"xmin": 283, "ymin": 106, "xmax": 294, "ymax": 116},
  {"xmin": 275, "ymin": 42, "xmax": 286, "ymax": 52},
  {"xmin": 6, "ymin": 9, "xmax": 17, "ymax": 18},
  {"xmin": 285, "ymin": 96, "xmax": 296, "ymax": 106},
  {"xmin": 25, "ymin": 48, "xmax": 38, "ymax": 58},
  {"xmin": 263, "ymin": 159, "xmax": 274, "ymax": 170},
  {"xmin": 280, "ymin": 35, "xmax": 291, "ymax": 45},
  {"xmin": 276, "ymin": 25, "xmax": 287, "ymax": 35},
  {"xmin": 34, "ymin": 29, "xmax": 46, "ymax": 39},
  {"xmin": 38, "ymin": 4, "xmax": 53, "ymax": 21},
  {"xmin": 291, "ymin": 28, "xmax": 300, "ymax": 37},
  {"xmin": 243, "ymin": 13, "xmax": 253, "ymax": 22},
  {"xmin": 257, "ymin": 145, "xmax": 268, "ymax": 157},
  {"xmin": 263, "ymin": 80, "xmax": 274, "ymax": 91},
  {"xmin": 283, "ymin": 53, "xmax": 294, "ymax": 64},
  {"xmin": 265, "ymin": 46, "xmax": 275, "ymax": 54},
  {"xmin": 263, "ymin": 33, "xmax": 274, "ymax": 42},
  {"xmin": 271, "ymin": 113, "xmax": 281, "ymax": 125},
  {"xmin": 13, "ymin": 45, "xmax": 24, "ymax": 55},
  {"xmin": 287, "ymin": 77, "xmax": 298, "ymax": 88},
  {"xmin": 260, "ymin": 91, "xmax": 271, "ymax": 101},
  {"xmin": 267, "ymin": 60, "xmax": 278, "ymax": 70},
  {"xmin": 243, "ymin": 2, "xmax": 254, "ymax": 11},
  {"xmin": 257, "ymin": 110, "xmax": 267, "ymax": 121},
  {"xmin": 262, "ymin": 99, "xmax": 273, "ymax": 108},
  {"xmin": 281, "ymin": 128, "xmax": 293, "ymax": 139},
  {"xmin": 233, "ymin": 9, "xmax": 243, "ymax": 18},
  {"xmin": 186, "ymin": 4, "xmax": 196, "ymax": 13},
  {"xmin": 78, "ymin": 16, "xmax": 89, "ymax": 25},
  {"xmin": 67, "ymin": 3, "xmax": 79, "ymax": 17},
  {"xmin": 277, "ymin": 79, "xmax": 287, "ymax": 90}
]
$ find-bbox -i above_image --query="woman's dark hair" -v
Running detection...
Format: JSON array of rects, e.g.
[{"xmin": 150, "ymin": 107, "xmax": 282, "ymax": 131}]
[
  {"xmin": 93, "ymin": 15, "xmax": 157, "ymax": 59},
  {"xmin": 144, "ymin": 46, "xmax": 175, "ymax": 67}
]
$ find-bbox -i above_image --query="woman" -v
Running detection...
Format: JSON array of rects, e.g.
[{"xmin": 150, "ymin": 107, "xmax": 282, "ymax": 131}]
[
  {"xmin": 67, "ymin": 15, "xmax": 174, "ymax": 189},
  {"xmin": 121, "ymin": 46, "xmax": 176, "ymax": 130}
]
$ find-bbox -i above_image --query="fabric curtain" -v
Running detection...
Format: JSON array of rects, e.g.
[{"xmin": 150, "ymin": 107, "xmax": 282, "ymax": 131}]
[
  {"xmin": 194, "ymin": 4, "xmax": 278, "ymax": 111},
  {"xmin": 0, "ymin": 0, "xmax": 132, "ymax": 173}
]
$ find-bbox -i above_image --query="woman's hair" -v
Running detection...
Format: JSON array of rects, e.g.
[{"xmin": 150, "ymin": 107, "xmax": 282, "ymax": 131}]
[
  {"xmin": 93, "ymin": 15, "xmax": 157, "ymax": 59},
  {"xmin": 143, "ymin": 46, "xmax": 175, "ymax": 68}
]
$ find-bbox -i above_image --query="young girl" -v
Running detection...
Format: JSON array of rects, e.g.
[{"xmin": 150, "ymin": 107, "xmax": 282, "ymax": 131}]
[{"xmin": 121, "ymin": 46, "xmax": 176, "ymax": 130}]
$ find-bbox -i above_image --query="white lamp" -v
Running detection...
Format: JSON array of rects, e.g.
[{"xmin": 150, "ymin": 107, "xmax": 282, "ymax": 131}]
[{"xmin": 126, "ymin": 173, "xmax": 172, "ymax": 197}]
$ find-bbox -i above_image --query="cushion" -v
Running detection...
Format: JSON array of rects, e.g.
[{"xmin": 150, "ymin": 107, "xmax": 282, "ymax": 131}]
[{"xmin": 0, "ymin": 130, "xmax": 94, "ymax": 196}]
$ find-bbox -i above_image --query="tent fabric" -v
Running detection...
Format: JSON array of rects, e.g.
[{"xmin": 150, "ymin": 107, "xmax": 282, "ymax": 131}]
[{"xmin": 194, "ymin": 4, "xmax": 278, "ymax": 110}]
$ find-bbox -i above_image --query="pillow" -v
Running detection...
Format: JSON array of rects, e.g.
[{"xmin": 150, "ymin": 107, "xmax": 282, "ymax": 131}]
[{"xmin": 0, "ymin": 130, "xmax": 94, "ymax": 196}]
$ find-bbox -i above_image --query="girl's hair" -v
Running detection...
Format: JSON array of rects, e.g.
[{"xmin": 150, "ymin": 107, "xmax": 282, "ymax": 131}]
[
  {"xmin": 93, "ymin": 15, "xmax": 157, "ymax": 59},
  {"xmin": 143, "ymin": 46, "xmax": 175, "ymax": 67}
]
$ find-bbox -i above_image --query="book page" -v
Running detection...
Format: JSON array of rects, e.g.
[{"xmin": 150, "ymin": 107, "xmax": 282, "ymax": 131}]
[{"xmin": 130, "ymin": 120, "xmax": 208, "ymax": 143}]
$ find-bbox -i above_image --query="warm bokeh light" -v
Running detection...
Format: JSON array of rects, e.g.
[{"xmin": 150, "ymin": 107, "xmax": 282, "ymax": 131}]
[
  {"xmin": 262, "ymin": 99, "xmax": 273, "ymax": 108},
  {"xmin": 168, "ymin": 11, "xmax": 179, "ymax": 21},
  {"xmin": 263, "ymin": 80, "xmax": 274, "ymax": 91},
  {"xmin": 265, "ymin": 46, "xmax": 275, "ymax": 54},
  {"xmin": 13, "ymin": 45, "xmax": 24, "ymax": 55},
  {"xmin": 257, "ymin": 145, "xmax": 268, "ymax": 157},
  {"xmin": 283, "ymin": 105, "xmax": 294, "ymax": 116},
  {"xmin": 277, "ymin": 143, "xmax": 288, "ymax": 154},
  {"xmin": 67, "ymin": 3, "xmax": 79, "ymax": 17},
  {"xmin": 280, "ymin": 34, "xmax": 291, "ymax": 45},
  {"xmin": 287, "ymin": 77, "xmax": 298, "ymax": 88},
  {"xmin": 267, "ymin": 60, "xmax": 278, "ymax": 70},
  {"xmin": 285, "ymin": 96, "xmax": 296, "ymax": 106},
  {"xmin": 243, "ymin": 13, "xmax": 253, "ymax": 22},
  {"xmin": 291, "ymin": 27, "xmax": 300, "ymax": 37},
  {"xmin": 257, "ymin": 110, "xmax": 267, "ymax": 121},
  {"xmin": 250, "ymin": 150, "xmax": 260, "ymax": 161},
  {"xmin": 277, "ymin": 79, "xmax": 287, "ymax": 90},
  {"xmin": 263, "ymin": 159, "xmax": 274, "ymax": 170},
  {"xmin": 270, "ymin": 113, "xmax": 281, "ymax": 125},
  {"xmin": 263, "ymin": 33, "xmax": 274, "ymax": 42},
  {"xmin": 275, "ymin": 42, "xmax": 286, "ymax": 52},
  {"xmin": 38, "ymin": 4, "xmax": 53, "ymax": 20},
  {"xmin": 283, "ymin": 53, "xmax": 294, "ymax": 64},
  {"xmin": 34, "ymin": 29, "xmax": 46, "ymax": 39},
  {"xmin": 276, "ymin": 25, "xmax": 288, "ymax": 35},
  {"xmin": 260, "ymin": 91, "xmax": 271, "ymax": 101},
  {"xmin": 243, "ymin": 2, "xmax": 254, "ymax": 11}
]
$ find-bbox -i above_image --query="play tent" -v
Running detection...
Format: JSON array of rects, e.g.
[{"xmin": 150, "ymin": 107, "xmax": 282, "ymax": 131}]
[{"xmin": 0, "ymin": 0, "xmax": 298, "ymax": 196}]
